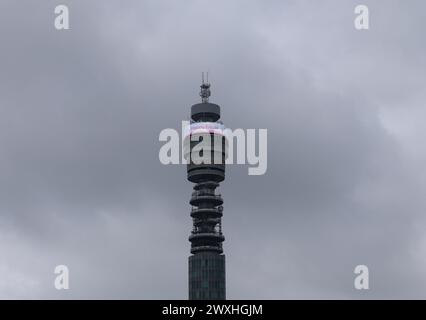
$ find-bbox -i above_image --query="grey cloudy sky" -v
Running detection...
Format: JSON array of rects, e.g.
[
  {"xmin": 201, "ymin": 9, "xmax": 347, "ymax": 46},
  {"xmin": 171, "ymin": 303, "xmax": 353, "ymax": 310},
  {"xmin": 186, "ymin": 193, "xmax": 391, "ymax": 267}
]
[{"xmin": 1, "ymin": 0, "xmax": 426, "ymax": 299}]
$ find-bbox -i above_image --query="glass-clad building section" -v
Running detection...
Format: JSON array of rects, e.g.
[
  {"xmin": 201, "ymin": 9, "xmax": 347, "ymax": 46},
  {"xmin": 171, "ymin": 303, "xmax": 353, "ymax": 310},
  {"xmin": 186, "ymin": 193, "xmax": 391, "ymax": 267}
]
[{"xmin": 189, "ymin": 252, "xmax": 225, "ymax": 300}]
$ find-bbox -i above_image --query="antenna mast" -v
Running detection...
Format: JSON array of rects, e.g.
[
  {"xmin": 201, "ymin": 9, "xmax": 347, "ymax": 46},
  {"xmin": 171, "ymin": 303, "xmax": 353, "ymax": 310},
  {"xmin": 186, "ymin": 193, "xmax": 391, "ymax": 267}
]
[{"xmin": 200, "ymin": 72, "xmax": 211, "ymax": 103}]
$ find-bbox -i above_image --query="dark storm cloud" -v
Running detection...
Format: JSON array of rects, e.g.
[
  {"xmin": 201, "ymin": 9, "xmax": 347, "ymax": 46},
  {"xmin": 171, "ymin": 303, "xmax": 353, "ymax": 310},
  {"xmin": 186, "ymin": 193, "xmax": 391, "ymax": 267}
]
[{"xmin": 0, "ymin": 0, "xmax": 425, "ymax": 298}]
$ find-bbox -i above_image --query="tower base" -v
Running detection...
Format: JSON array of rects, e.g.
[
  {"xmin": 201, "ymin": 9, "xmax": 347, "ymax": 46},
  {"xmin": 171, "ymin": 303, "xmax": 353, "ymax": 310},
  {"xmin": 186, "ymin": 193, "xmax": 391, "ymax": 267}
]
[{"xmin": 188, "ymin": 252, "xmax": 226, "ymax": 300}]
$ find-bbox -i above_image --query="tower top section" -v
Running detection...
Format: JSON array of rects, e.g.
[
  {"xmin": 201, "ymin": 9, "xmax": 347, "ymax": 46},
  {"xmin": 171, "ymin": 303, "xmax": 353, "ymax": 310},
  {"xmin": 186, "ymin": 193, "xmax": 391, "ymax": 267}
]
[{"xmin": 200, "ymin": 72, "xmax": 211, "ymax": 103}]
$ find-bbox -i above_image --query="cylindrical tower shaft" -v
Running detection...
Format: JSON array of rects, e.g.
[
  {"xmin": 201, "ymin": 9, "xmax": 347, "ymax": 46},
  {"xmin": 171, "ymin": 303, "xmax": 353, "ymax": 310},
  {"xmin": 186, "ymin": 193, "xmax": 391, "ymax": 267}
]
[{"xmin": 185, "ymin": 80, "xmax": 227, "ymax": 300}]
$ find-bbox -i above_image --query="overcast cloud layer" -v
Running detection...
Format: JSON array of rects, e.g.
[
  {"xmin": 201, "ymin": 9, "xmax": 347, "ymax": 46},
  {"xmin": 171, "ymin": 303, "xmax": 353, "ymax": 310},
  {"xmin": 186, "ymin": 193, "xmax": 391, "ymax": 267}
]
[{"xmin": 1, "ymin": 0, "xmax": 426, "ymax": 299}]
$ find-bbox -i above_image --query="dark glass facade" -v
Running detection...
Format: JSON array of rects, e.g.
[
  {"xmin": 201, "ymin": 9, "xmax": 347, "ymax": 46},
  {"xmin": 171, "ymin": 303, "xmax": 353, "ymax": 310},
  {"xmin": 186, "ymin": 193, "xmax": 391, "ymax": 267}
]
[{"xmin": 189, "ymin": 252, "xmax": 226, "ymax": 300}]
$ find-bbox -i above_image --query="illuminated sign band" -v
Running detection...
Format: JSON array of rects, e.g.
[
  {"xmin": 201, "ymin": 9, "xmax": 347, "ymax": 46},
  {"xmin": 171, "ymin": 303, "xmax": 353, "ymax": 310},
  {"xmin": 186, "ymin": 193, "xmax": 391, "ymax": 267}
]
[{"xmin": 183, "ymin": 122, "xmax": 226, "ymax": 138}]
